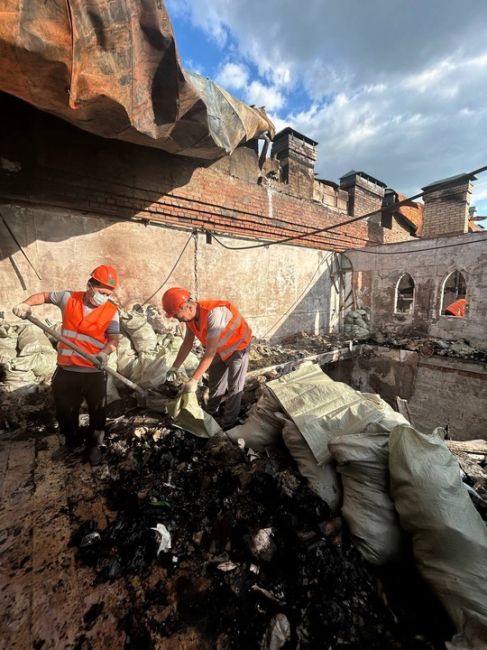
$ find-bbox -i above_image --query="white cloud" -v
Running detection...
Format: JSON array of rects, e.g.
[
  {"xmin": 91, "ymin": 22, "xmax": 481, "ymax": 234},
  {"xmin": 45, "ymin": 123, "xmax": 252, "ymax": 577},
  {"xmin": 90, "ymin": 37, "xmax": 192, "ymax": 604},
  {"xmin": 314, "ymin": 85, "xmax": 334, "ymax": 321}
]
[
  {"xmin": 216, "ymin": 62, "xmax": 249, "ymax": 90},
  {"xmin": 172, "ymin": 0, "xmax": 487, "ymax": 196},
  {"xmin": 246, "ymin": 80, "xmax": 284, "ymax": 110}
]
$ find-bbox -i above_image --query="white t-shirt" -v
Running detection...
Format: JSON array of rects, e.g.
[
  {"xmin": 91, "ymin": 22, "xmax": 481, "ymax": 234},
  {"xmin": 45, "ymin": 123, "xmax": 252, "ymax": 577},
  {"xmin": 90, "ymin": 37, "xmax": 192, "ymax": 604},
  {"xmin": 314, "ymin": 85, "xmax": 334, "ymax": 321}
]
[{"xmin": 207, "ymin": 306, "xmax": 232, "ymax": 338}]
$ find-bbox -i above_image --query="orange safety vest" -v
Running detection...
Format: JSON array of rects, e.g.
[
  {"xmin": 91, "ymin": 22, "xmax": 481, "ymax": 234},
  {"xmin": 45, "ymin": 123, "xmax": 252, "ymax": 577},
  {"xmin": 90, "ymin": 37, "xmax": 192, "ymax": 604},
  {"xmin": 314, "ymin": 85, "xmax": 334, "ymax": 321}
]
[
  {"xmin": 445, "ymin": 298, "xmax": 467, "ymax": 317},
  {"xmin": 187, "ymin": 300, "xmax": 252, "ymax": 361},
  {"xmin": 57, "ymin": 292, "xmax": 118, "ymax": 368}
]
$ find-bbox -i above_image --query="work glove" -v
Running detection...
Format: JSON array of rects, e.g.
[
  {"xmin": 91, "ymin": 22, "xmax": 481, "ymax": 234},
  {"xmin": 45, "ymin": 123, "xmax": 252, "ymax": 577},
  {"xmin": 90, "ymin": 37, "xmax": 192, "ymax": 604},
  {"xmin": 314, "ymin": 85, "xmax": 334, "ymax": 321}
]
[
  {"xmin": 180, "ymin": 378, "xmax": 198, "ymax": 394},
  {"xmin": 166, "ymin": 366, "xmax": 180, "ymax": 383},
  {"xmin": 12, "ymin": 303, "xmax": 32, "ymax": 319},
  {"xmin": 95, "ymin": 351, "xmax": 109, "ymax": 368}
]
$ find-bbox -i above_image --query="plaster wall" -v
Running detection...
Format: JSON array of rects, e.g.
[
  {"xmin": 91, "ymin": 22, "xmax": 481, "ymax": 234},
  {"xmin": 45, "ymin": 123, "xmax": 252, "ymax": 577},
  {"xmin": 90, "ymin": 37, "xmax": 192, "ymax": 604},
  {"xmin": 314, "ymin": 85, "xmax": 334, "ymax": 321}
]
[
  {"xmin": 0, "ymin": 203, "xmax": 339, "ymax": 340},
  {"xmin": 347, "ymin": 233, "xmax": 487, "ymax": 344}
]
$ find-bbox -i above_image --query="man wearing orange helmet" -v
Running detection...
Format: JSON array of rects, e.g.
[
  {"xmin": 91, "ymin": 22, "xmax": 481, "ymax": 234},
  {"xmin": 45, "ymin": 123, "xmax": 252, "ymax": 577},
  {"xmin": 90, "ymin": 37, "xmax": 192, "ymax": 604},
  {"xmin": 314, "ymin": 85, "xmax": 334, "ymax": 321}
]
[
  {"xmin": 162, "ymin": 287, "xmax": 252, "ymax": 430},
  {"xmin": 12, "ymin": 265, "xmax": 120, "ymax": 464}
]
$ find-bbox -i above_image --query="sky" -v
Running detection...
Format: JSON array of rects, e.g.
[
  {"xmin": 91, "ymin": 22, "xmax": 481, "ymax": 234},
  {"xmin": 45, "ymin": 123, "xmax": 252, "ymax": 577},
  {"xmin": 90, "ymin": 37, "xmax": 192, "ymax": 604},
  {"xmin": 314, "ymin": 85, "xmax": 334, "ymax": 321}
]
[{"xmin": 167, "ymin": 0, "xmax": 487, "ymax": 216}]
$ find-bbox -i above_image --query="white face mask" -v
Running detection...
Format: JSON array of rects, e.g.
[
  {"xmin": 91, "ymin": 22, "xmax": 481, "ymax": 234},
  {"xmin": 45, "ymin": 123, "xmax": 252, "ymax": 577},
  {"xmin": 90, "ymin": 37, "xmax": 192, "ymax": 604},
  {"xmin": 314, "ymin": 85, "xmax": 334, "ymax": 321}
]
[
  {"xmin": 88, "ymin": 284, "xmax": 110, "ymax": 306},
  {"xmin": 92, "ymin": 291, "xmax": 109, "ymax": 306}
]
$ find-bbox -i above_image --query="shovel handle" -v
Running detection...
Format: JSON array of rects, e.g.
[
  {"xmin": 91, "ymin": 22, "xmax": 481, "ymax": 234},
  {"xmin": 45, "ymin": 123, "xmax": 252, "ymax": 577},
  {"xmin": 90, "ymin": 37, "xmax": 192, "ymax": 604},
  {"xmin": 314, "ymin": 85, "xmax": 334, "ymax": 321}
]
[{"xmin": 25, "ymin": 314, "xmax": 147, "ymax": 397}]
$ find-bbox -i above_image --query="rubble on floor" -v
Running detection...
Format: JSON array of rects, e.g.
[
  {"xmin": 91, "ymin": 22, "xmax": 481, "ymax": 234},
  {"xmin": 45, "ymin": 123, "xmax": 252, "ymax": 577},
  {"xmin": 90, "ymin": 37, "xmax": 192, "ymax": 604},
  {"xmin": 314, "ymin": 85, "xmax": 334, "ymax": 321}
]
[
  {"xmin": 70, "ymin": 412, "xmax": 451, "ymax": 648},
  {"xmin": 2, "ymin": 366, "xmax": 487, "ymax": 647},
  {"xmin": 369, "ymin": 333, "xmax": 487, "ymax": 362}
]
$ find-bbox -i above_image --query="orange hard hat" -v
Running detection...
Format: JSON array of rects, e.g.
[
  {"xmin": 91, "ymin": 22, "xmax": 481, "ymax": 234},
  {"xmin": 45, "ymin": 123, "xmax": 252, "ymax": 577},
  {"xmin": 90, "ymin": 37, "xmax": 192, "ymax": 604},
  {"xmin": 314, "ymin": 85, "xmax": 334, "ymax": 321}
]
[
  {"xmin": 162, "ymin": 287, "xmax": 191, "ymax": 317},
  {"xmin": 90, "ymin": 265, "xmax": 118, "ymax": 289}
]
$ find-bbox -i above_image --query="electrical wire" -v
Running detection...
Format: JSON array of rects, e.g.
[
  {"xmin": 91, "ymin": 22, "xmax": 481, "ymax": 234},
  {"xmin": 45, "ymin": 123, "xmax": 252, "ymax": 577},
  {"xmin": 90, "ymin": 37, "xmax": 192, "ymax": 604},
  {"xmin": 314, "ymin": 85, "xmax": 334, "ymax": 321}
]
[
  {"xmin": 141, "ymin": 230, "xmax": 194, "ymax": 305},
  {"xmin": 208, "ymin": 164, "xmax": 487, "ymax": 251},
  {"xmin": 18, "ymin": 169, "xmax": 373, "ymax": 249},
  {"xmin": 344, "ymin": 234, "xmax": 487, "ymax": 255}
]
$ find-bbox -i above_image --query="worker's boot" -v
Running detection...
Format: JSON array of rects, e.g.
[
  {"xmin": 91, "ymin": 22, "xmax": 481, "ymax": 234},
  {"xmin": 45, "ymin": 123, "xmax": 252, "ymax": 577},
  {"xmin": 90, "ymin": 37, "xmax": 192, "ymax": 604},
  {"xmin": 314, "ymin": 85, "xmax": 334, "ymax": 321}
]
[{"xmin": 88, "ymin": 429, "xmax": 105, "ymax": 466}]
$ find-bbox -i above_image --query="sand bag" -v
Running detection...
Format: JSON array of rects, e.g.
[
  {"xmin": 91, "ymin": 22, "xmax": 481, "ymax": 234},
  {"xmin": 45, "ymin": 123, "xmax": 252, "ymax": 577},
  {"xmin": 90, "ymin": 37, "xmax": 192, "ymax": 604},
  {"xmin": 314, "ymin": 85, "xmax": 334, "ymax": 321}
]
[
  {"xmin": 17, "ymin": 324, "xmax": 54, "ymax": 356},
  {"xmin": 105, "ymin": 350, "xmax": 120, "ymax": 403},
  {"xmin": 167, "ymin": 393, "xmax": 222, "ymax": 438},
  {"xmin": 226, "ymin": 387, "xmax": 284, "ymax": 450},
  {"xmin": 128, "ymin": 353, "xmax": 169, "ymax": 390},
  {"xmin": 266, "ymin": 362, "xmax": 397, "ymax": 465},
  {"xmin": 11, "ymin": 352, "xmax": 57, "ymax": 378},
  {"xmin": 282, "ymin": 418, "xmax": 341, "ymax": 512},
  {"xmin": 389, "ymin": 425, "xmax": 487, "ymax": 647},
  {"xmin": 120, "ymin": 311, "xmax": 158, "ymax": 353},
  {"xmin": 2, "ymin": 362, "xmax": 37, "ymax": 393},
  {"xmin": 117, "ymin": 334, "xmax": 137, "ymax": 377},
  {"xmin": 158, "ymin": 332, "xmax": 200, "ymax": 374},
  {"xmin": 0, "ymin": 322, "xmax": 18, "ymax": 360},
  {"xmin": 330, "ymin": 432, "xmax": 404, "ymax": 565}
]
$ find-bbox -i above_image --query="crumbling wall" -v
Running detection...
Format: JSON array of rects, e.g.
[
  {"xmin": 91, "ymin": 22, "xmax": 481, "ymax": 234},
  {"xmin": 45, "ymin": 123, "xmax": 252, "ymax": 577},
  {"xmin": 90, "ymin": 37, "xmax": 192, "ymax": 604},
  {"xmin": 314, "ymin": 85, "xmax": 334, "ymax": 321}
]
[
  {"xmin": 347, "ymin": 233, "xmax": 487, "ymax": 344},
  {"xmin": 0, "ymin": 203, "xmax": 337, "ymax": 340},
  {"xmin": 0, "ymin": 93, "xmax": 413, "ymax": 340},
  {"xmin": 327, "ymin": 347, "xmax": 487, "ymax": 441}
]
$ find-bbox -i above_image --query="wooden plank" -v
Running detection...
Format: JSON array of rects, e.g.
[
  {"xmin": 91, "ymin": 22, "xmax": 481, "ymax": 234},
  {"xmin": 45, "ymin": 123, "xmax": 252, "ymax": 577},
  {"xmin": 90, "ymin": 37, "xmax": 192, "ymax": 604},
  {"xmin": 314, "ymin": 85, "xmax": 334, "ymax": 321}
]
[
  {"xmin": 246, "ymin": 345, "xmax": 357, "ymax": 380},
  {"xmin": 446, "ymin": 439, "xmax": 487, "ymax": 455}
]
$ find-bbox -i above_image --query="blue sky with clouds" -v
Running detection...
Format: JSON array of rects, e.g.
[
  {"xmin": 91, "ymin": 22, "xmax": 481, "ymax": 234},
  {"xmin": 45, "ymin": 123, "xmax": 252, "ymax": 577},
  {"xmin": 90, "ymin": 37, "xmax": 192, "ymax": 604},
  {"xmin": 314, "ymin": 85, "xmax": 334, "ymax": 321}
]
[{"xmin": 167, "ymin": 0, "xmax": 487, "ymax": 216}]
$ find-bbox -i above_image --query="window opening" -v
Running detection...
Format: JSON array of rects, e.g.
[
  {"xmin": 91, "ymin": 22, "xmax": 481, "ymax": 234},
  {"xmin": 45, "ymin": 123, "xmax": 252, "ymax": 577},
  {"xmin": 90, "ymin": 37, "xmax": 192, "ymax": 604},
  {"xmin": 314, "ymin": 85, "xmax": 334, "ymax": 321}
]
[
  {"xmin": 442, "ymin": 271, "xmax": 467, "ymax": 317},
  {"xmin": 395, "ymin": 273, "xmax": 415, "ymax": 314}
]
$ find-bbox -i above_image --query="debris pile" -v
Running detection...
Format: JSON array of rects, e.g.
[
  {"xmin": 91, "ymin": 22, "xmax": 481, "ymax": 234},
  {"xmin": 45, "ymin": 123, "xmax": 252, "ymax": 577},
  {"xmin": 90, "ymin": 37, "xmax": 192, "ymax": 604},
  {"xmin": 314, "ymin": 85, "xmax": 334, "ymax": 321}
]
[
  {"xmin": 71, "ymin": 414, "xmax": 447, "ymax": 648},
  {"xmin": 370, "ymin": 333, "xmax": 487, "ymax": 362},
  {"xmin": 343, "ymin": 310, "xmax": 370, "ymax": 340}
]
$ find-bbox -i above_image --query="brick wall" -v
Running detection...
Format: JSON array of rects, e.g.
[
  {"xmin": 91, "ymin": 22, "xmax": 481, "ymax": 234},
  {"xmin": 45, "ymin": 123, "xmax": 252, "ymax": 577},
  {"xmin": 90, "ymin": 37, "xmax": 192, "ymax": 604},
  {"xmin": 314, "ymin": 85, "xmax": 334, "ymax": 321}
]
[
  {"xmin": 339, "ymin": 172, "xmax": 386, "ymax": 218},
  {"xmin": 0, "ymin": 93, "xmax": 410, "ymax": 255},
  {"xmin": 422, "ymin": 178, "xmax": 473, "ymax": 237}
]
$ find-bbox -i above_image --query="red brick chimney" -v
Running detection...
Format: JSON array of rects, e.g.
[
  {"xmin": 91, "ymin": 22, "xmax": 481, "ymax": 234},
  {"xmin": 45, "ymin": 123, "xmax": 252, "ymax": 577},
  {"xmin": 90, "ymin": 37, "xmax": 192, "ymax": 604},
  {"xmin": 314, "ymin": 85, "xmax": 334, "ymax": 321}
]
[
  {"xmin": 421, "ymin": 174, "xmax": 475, "ymax": 237},
  {"xmin": 339, "ymin": 170, "xmax": 386, "ymax": 219},
  {"xmin": 271, "ymin": 128, "xmax": 317, "ymax": 199}
]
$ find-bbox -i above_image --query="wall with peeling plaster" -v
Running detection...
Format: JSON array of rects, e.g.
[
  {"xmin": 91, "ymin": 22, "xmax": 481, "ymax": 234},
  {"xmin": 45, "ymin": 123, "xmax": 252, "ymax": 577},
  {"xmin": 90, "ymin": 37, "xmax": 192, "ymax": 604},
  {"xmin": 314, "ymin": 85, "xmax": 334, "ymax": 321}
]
[
  {"xmin": 0, "ymin": 203, "xmax": 340, "ymax": 340},
  {"xmin": 327, "ymin": 346, "xmax": 487, "ymax": 441},
  {"xmin": 347, "ymin": 232, "xmax": 487, "ymax": 343}
]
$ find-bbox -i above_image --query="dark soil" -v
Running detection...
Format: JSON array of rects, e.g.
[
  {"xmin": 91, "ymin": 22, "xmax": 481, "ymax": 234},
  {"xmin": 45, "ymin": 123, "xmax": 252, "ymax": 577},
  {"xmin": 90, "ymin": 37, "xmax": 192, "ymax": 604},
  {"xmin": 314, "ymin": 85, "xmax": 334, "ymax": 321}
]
[{"xmin": 70, "ymin": 412, "xmax": 453, "ymax": 649}]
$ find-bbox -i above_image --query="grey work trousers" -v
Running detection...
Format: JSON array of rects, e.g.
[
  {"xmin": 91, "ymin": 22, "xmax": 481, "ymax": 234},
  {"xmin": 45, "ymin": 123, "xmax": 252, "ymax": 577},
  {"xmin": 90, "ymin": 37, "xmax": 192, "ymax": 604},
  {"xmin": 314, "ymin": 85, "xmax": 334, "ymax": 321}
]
[{"xmin": 206, "ymin": 345, "xmax": 250, "ymax": 429}]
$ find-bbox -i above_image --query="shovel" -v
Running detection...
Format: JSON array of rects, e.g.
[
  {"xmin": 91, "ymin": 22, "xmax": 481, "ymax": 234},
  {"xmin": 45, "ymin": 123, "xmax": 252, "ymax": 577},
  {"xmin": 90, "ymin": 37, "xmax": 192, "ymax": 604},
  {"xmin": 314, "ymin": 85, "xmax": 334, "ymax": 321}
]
[{"xmin": 26, "ymin": 314, "xmax": 154, "ymax": 401}]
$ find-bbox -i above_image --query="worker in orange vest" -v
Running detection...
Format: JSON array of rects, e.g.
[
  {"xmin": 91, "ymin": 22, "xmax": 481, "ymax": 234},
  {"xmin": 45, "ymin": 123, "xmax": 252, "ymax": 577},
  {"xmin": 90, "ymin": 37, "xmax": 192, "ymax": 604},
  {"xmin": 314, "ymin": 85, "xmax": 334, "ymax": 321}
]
[
  {"xmin": 445, "ymin": 298, "xmax": 467, "ymax": 317},
  {"xmin": 12, "ymin": 265, "xmax": 120, "ymax": 464},
  {"xmin": 162, "ymin": 287, "xmax": 252, "ymax": 430}
]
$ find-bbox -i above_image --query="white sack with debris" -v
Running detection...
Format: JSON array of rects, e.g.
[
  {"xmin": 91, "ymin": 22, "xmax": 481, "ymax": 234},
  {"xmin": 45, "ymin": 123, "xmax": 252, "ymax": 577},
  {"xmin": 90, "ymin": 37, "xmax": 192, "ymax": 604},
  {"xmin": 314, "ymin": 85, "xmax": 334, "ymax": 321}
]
[
  {"xmin": 330, "ymin": 431, "xmax": 404, "ymax": 565},
  {"xmin": 0, "ymin": 322, "xmax": 18, "ymax": 361},
  {"xmin": 167, "ymin": 393, "xmax": 222, "ymax": 438},
  {"xmin": 120, "ymin": 310, "xmax": 158, "ymax": 353},
  {"xmin": 116, "ymin": 334, "xmax": 137, "ymax": 377},
  {"xmin": 266, "ymin": 362, "xmax": 398, "ymax": 465},
  {"xmin": 389, "ymin": 425, "xmax": 487, "ymax": 648},
  {"xmin": 17, "ymin": 324, "xmax": 55, "ymax": 356},
  {"xmin": 226, "ymin": 387, "xmax": 284, "ymax": 450},
  {"xmin": 281, "ymin": 417, "xmax": 342, "ymax": 512}
]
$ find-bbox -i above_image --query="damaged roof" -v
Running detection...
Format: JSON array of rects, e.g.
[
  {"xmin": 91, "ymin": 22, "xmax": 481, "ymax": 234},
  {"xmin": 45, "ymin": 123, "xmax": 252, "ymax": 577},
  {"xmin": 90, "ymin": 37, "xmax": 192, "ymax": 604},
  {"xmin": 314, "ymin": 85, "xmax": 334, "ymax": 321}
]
[
  {"xmin": 0, "ymin": 1, "xmax": 274, "ymax": 160},
  {"xmin": 395, "ymin": 192, "xmax": 424, "ymax": 234}
]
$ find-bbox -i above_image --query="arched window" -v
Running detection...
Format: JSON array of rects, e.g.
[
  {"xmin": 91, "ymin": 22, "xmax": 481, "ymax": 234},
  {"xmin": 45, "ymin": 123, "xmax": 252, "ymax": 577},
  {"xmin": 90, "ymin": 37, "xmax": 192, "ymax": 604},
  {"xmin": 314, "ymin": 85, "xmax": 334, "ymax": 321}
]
[
  {"xmin": 442, "ymin": 271, "xmax": 467, "ymax": 317},
  {"xmin": 395, "ymin": 273, "xmax": 415, "ymax": 314}
]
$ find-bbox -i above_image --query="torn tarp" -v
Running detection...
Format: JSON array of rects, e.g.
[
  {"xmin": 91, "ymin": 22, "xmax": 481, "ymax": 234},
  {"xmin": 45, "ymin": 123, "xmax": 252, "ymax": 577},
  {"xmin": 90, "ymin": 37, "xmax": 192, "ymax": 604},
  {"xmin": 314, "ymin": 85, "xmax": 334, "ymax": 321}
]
[{"xmin": 0, "ymin": 1, "xmax": 274, "ymax": 159}]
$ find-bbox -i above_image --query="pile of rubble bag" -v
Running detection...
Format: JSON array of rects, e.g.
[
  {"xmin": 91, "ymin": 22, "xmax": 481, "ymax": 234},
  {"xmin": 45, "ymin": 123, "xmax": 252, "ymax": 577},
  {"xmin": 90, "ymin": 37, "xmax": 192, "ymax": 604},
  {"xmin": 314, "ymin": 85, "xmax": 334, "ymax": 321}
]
[
  {"xmin": 0, "ymin": 306, "xmax": 200, "ymax": 402},
  {"xmin": 225, "ymin": 361, "xmax": 487, "ymax": 649}
]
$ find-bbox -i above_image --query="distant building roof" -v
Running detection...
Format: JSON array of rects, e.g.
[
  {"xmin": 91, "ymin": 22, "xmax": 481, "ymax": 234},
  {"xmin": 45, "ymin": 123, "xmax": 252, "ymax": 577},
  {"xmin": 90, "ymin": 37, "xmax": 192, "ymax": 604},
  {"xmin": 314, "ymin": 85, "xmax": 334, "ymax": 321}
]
[{"xmin": 273, "ymin": 127, "xmax": 318, "ymax": 147}]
